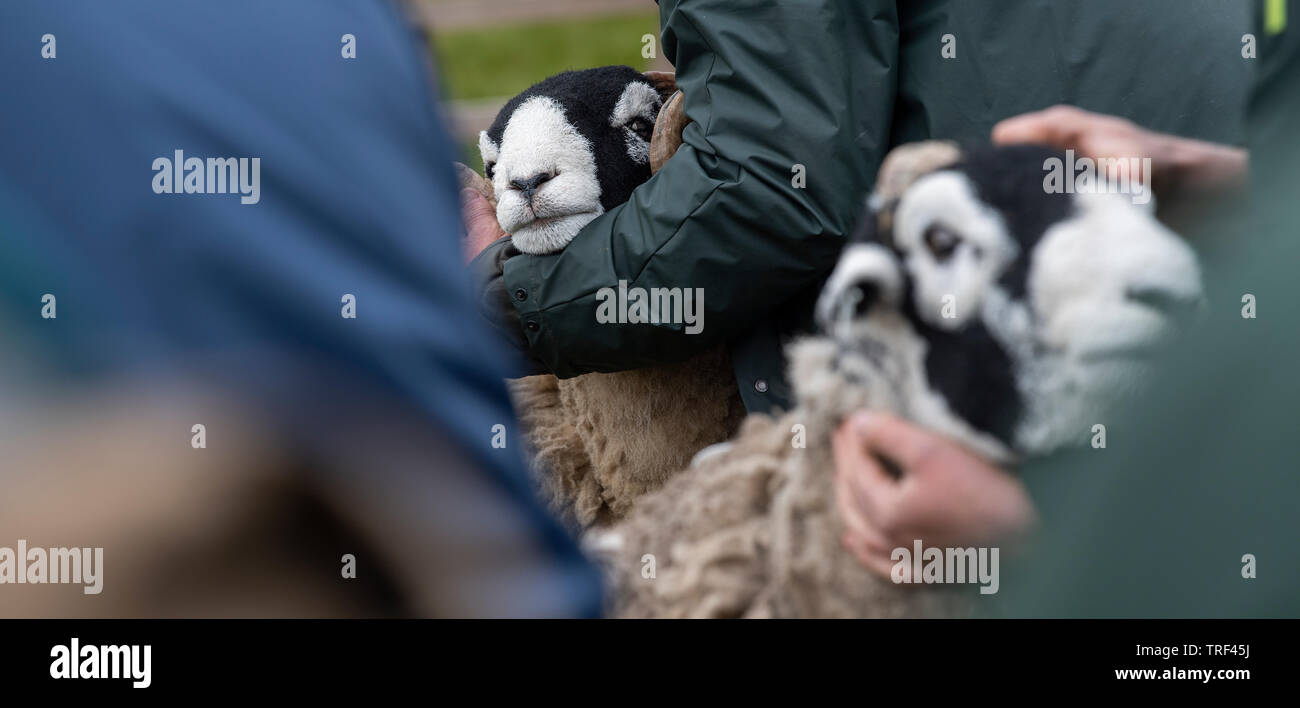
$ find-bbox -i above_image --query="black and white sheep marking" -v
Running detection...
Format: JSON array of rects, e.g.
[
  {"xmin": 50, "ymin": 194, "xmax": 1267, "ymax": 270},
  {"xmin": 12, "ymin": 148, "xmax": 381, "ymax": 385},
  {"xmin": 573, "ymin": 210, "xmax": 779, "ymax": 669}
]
[
  {"xmin": 479, "ymin": 66, "xmax": 667, "ymax": 255},
  {"xmin": 817, "ymin": 143, "xmax": 1204, "ymax": 461},
  {"xmin": 598, "ymin": 142, "xmax": 1205, "ymax": 618},
  {"xmin": 480, "ymin": 67, "xmax": 746, "ymax": 530}
]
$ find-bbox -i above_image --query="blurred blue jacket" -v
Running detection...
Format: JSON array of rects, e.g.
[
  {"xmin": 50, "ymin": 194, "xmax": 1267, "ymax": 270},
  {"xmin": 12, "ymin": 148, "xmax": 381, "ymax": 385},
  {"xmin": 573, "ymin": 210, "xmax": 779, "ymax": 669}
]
[{"xmin": 0, "ymin": 0, "xmax": 601, "ymax": 616}]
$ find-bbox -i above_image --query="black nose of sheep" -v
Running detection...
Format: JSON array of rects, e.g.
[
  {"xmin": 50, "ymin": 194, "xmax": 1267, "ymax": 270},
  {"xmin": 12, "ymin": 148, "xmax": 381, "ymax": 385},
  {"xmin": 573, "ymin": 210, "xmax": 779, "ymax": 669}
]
[
  {"xmin": 510, "ymin": 171, "xmax": 555, "ymax": 205},
  {"xmin": 481, "ymin": 66, "xmax": 748, "ymax": 531},
  {"xmin": 818, "ymin": 279, "xmax": 880, "ymax": 331}
]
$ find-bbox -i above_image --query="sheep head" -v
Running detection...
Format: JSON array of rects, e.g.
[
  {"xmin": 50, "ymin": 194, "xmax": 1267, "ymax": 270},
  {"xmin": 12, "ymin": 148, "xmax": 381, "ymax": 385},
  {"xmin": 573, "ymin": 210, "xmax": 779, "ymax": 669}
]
[
  {"xmin": 804, "ymin": 142, "xmax": 1204, "ymax": 462},
  {"xmin": 475, "ymin": 66, "xmax": 679, "ymax": 255}
]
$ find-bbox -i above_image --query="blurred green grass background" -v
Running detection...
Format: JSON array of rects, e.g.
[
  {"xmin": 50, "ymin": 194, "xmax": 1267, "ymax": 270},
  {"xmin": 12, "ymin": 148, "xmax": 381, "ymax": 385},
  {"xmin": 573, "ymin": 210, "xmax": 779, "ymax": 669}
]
[
  {"xmin": 431, "ymin": 11, "xmax": 660, "ymax": 171},
  {"xmin": 433, "ymin": 11, "xmax": 659, "ymax": 101}
]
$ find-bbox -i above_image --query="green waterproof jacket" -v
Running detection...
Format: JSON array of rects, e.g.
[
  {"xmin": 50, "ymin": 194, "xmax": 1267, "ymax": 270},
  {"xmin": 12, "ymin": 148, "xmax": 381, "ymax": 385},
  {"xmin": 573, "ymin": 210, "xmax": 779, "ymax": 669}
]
[
  {"xmin": 496, "ymin": 0, "xmax": 1252, "ymax": 414},
  {"xmin": 1006, "ymin": 0, "xmax": 1300, "ymax": 618}
]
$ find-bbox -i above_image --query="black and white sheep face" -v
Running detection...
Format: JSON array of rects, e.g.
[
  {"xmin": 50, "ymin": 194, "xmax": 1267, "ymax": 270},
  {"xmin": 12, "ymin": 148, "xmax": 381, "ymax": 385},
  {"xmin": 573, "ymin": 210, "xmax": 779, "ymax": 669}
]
[
  {"xmin": 814, "ymin": 145, "xmax": 1203, "ymax": 460},
  {"xmin": 479, "ymin": 66, "xmax": 665, "ymax": 255}
]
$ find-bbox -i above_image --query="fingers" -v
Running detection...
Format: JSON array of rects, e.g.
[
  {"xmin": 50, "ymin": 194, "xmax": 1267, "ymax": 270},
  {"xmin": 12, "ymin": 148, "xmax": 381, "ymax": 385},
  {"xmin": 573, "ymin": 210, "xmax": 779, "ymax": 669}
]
[
  {"xmin": 833, "ymin": 452, "xmax": 891, "ymax": 548},
  {"xmin": 833, "ymin": 454, "xmax": 897, "ymax": 580},
  {"xmin": 460, "ymin": 189, "xmax": 508, "ymax": 264},
  {"xmin": 836, "ymin": 412, "xmax": 901, "ymax": 487},
  {"xmin": 833, "ymin": 414, "xmax": 899, "ymax": 518},
  {"xmin": 852, "ymin": 410, "xmax": 943, "ymax": 476},
  {"xmin": 833, "ymin": 413, "xmax": 908, "ymax": 581},
  {"xmin": 841, "ymin": 531, "xmax": 901, "ymax": 580},
  {"xmin": 993, "ymin": 107, "xmax": 1070, "ymax": 147},
  {"xmin": 992, "ymin": 104, "xmax": 1098, "ymax": 149},
  {"xmin": 459, "ymin": 188, "xmax": 497, "ymax": 224}
]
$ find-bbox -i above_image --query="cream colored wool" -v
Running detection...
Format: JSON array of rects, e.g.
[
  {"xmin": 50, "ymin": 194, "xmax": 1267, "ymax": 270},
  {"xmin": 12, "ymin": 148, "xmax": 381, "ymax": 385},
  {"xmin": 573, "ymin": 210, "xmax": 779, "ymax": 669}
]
[
  {"xmin": 589, "ymin": 142, "xmax": 984, "ymax": 617},
  {"xmin": 466, "ymin": 84, "xmax": 747, "ymax": 530},
  {"xmin": 507, "ymin": 374, "xmax": 604, "ymax": 528},
  {"xmin": 594, "ymin": 335, "xmax": 979, "ymax": 618},
  {"xmin": 512, "ymin": 347, "xmax": 745, "ymax": 529}
]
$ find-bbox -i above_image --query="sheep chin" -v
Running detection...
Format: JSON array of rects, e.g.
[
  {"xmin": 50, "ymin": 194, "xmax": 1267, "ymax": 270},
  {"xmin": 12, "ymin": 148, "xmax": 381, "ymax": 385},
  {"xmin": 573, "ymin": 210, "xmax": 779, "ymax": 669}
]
[
  {"xmin": 784, "ymin": 336, "xmax": 893, "ymax": 445},
  {"xmin": 509, "ymin": 211, "xmax": 602, "ymax": 255},
  {"xmin": 787, "ymin": 322, "xmax": 1018, "ymax": 467}
]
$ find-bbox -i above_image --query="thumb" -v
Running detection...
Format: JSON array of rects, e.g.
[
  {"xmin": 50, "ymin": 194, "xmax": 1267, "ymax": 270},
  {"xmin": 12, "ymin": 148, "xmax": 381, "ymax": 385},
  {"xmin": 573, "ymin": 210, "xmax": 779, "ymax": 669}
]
[
  {"xmin": 853, "ymin": 411, "xmax": 943, "ymax": 474},
  {"xmin": 460, "ymin": 189, "xmax": 507, "ymax": 263},
  {"xmin": 460, "ymin": 189, "xmax": 499, "ymax": 225}
]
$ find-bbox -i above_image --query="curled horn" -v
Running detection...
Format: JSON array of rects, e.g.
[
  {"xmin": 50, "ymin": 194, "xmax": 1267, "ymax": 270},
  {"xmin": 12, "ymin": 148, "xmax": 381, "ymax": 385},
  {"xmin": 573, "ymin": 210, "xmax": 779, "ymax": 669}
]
[
  {"xmin": 645, "ymin": 71, "xmax": 688, "ymax": 175},
  {"xmin": 454, "ymin": 160, "xmax": 496, "ymax": 210},
  {"xmin": 870, "ymin": 141, "xmax": 963, "ymax": 233}
]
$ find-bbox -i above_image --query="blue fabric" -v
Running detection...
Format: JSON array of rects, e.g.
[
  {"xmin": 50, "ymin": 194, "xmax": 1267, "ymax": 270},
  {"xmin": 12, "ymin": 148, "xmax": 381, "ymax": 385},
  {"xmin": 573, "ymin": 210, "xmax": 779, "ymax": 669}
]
[{"xmin": 0, "ymin": 0, "xmax": 600, "ymax": 616}]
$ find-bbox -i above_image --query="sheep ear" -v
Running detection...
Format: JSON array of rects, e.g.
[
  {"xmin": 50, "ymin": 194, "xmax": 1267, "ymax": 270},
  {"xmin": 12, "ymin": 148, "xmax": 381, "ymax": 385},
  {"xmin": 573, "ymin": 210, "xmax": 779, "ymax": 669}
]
[
  {"xmin": 643, "ymin": 71, "xmax": 677, "ymax": 102},
  {"xmin": 477, "ymin": 130, "xmax": 499, "ymax": 166},
  {"xmin": 815, "ymin": 240, "xmax": 902, "ymax": 331}
]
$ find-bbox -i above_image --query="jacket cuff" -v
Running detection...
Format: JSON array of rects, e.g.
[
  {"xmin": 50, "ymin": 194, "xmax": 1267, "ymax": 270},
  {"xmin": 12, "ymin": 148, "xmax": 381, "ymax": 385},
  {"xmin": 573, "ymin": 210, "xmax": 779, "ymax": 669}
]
[{"xmin": 502, "ymin": 252, "xmax": 570, "ymax": 377}]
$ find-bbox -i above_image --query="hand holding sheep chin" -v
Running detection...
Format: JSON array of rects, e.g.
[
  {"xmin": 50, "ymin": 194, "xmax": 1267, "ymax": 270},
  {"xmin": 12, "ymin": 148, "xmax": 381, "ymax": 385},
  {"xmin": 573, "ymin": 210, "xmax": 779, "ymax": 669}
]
[
  {"xmin": 461, "ymin": 189, "xmax": 549, "ymax": 375},
  {"xmin": 461, "ymin": 188, "xmax": 509, "ymax": 264},
  {"xmin": 832, "ymin": 412, "xmax": 1038, "ymax": 581}
]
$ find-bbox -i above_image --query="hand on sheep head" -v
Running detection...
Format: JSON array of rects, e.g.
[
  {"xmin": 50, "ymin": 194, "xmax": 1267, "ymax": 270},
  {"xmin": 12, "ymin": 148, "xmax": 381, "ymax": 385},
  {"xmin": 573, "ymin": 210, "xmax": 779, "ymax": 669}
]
[
  {"xmin": 814, "ymin": 142, "xmax": 1203, "ymax": 461},
  {"xmin": 816, "ymin": 140, "xmax": 1204, "ymax": 580},
  {"xmin": 832, "ymin": 411, "xmax": 1037, "ymax": 581},
  {"xmin": 993, "ymin": 105, "xmax": 1247, "ymax": 204}
]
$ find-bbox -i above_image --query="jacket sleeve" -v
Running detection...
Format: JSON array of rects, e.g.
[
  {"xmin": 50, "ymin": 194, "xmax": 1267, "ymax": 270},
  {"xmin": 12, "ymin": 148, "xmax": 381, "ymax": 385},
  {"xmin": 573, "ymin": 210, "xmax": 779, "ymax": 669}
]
[{"xmin": 502, "ymin": 0, "xmax": 901, "ymax": 378}]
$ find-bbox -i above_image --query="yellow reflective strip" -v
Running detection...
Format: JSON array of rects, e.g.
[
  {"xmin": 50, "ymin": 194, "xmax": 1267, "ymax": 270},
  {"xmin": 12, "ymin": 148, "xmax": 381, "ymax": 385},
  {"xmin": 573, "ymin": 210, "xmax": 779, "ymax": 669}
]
[{"xmin": 1266, "ymin": 0, "xmax": 1287, "ymax": 35}]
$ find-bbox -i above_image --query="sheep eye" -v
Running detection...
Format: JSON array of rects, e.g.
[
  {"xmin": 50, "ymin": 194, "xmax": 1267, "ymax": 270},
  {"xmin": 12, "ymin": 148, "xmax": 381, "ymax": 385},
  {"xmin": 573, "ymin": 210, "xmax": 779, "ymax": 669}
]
[
  {"xmin": 484, "ymin": 162, "xmax": 496, "ymax": 180},
  {"xmin": 923, "ymin": 225, "xmax": 961, "ymax": 262},
  {"xmin": 627, "ymin": 118, "xmax": 653, "ymax": 142}
]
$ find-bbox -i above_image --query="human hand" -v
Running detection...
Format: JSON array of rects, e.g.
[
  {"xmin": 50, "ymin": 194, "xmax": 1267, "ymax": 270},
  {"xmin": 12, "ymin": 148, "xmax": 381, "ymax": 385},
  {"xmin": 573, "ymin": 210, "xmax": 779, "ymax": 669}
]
[
  {"xmin": 992, "ymin": 104, "xmax": 1247, "ymax": 202},
  {"xmin": 460, "ymin": 188, "xmax": 508, "ymax": 264},
  {"xmin": 831, "ymin": 411, "xmax": 1037, "ymax": 580}
]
